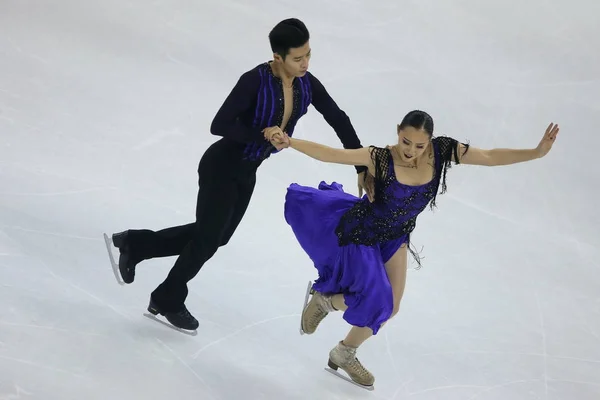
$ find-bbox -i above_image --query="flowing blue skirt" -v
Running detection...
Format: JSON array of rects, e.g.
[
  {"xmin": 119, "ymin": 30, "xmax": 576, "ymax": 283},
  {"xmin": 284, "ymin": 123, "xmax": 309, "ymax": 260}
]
[{"xmin": 284, "ymin": 181, "xmax": 407, "ymax": 334}]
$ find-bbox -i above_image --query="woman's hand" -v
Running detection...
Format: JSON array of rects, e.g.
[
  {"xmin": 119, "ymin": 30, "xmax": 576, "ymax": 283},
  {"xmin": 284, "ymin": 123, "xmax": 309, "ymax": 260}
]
[
  {"xmin": 270, "ymin": 132, "xmax": 291, "ymax": 149},
  {"xmin": 535, "ymin": 122, "xmax": 560, "ymax": 158},
  {"xmin": 263, "ymin": 127, "xmax": 288, "ymax": 150}
]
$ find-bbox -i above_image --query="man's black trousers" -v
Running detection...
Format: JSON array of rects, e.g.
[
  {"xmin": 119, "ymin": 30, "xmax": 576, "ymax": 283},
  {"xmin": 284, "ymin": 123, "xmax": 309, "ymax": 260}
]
[{"xmin": 125, "ymin": 139, "xmax": 261, "ymax": 312}]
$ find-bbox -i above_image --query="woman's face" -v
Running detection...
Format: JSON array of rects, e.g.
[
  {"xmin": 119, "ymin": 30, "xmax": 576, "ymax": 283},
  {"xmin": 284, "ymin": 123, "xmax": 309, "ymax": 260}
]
[{"xmin": 396, "ymin": 126, "xmax": 431, "ymax": 162}]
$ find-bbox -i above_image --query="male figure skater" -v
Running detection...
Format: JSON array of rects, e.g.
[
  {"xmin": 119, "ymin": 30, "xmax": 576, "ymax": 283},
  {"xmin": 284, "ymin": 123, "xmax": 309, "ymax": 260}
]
[{"xmin": 104, "ymin": 18, "xmax": 373, "ymax": 333}]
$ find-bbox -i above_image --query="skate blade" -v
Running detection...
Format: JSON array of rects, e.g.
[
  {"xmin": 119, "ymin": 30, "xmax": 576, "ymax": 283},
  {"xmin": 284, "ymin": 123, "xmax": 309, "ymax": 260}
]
[
  {"xmin": 103, "ymin": 233, "xmax": 125, "ymax": 286},
  {"xmin": 299, "ymin": 280, "xmax": 314, "ymax": 335},
  {"xmin": 324, "ymin": 367, "xmax": 375, "ymax": 391},
  {"xmin": 143, "ymin": 313, "xmax": 198, "ymax": 336}
]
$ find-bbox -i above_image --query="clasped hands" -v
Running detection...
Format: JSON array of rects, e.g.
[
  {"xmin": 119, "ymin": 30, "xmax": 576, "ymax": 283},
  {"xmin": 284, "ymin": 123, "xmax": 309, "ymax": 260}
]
[
  {"xmin": 261, "ymin": 126, "xmax": 376, "ymax": 202},
  {"xmin": 262, "ymin": 127, "xmax": 290, "ymax": 150}
]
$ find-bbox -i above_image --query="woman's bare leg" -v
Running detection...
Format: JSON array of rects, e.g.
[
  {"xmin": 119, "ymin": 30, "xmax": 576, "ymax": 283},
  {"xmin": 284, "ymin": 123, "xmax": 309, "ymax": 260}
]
[{"xmin": 326, "ymin": 244, "xmax": 408, "ymax": 388}]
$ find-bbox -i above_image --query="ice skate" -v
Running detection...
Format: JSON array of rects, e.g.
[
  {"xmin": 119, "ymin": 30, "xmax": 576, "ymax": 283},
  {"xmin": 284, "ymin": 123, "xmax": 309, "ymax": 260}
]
[
  {"xmin": 299, "ymin": 280, "xmax": 336, "ymax": 335},
  {"xmin": 103, "ymin": 230, "xmax": 138, "ymax": 285},
  {"xmin": 143, "ymin": 298, "xmax": 199, "ymax": 336},
  {"xmin": 103, "ymin": 233, "xmax": 124, "ymax": 285},
  {"xmin": 325, "ymin": 341, "xmax": 375, "ymax": 390}
]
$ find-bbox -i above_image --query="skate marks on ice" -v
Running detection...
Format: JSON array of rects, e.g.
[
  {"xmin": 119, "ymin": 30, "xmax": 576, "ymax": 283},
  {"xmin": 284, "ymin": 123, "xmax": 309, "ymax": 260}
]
[
  {"xmin": 0, "ymin": 384, "xmax": 33, "ymax": 400},
  {"xmin": 299, "ymin": 280, "xmax": 375, "ymax": 392},
  {"xmin": 102, "ymin": 241, "xmax": 371, "ymax": 389},
  {"xmin": 102, "ymin": 232, "xmax": 124, "ymax": 286},
  {"xmin": 191, "ymin": 313, "xmax": 301, "ymax": 359}
]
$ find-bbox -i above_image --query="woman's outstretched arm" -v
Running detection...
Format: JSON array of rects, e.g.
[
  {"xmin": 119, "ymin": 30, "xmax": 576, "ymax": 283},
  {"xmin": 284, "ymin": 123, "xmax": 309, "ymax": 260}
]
[
  {"xmin": 274, "ymin": 134, "xmax": 373, "ymax": 167},
  {"xmin": 457, "ymin": 122, "xmax": 560, "ymax": 166}
]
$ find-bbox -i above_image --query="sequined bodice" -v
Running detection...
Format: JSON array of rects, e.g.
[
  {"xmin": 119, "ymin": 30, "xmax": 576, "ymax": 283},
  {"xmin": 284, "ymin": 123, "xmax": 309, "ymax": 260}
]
[{"xmin": 335, "ymin": 137, "xmax": 459, "ymax": 247}]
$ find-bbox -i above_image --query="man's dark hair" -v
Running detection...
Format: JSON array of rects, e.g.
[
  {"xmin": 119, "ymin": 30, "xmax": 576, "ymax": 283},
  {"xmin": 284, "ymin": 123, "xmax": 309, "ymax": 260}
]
[{"xmin": 268, "ymin": 18, "xmax": 310, "ymax": 59}]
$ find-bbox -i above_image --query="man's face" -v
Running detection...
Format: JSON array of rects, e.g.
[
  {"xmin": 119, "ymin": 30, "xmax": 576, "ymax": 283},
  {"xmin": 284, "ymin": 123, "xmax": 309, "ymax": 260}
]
[{"xmin": 277, "ymin": 41, "xmax": 311, "ymax": 77}]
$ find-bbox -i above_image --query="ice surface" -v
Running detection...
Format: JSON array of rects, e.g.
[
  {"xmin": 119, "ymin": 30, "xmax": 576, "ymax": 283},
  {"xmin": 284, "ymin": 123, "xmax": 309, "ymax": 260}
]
[{"xmin": 1, "ymin": 0, "xmax": 599, "ymax": 399}]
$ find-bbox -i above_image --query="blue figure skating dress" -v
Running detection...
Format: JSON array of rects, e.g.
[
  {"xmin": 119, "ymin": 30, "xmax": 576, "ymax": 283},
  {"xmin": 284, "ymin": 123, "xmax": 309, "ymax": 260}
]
[{"xmin": 284, "ymin": 137, "xmax": 466, "ymax": 334}]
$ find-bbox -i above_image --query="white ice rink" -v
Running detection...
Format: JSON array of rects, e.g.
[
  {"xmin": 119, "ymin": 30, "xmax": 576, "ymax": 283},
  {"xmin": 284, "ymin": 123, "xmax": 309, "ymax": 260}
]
[{"xmin": 1, "ymin": 0, "xmax": 599, "ymax": 399}]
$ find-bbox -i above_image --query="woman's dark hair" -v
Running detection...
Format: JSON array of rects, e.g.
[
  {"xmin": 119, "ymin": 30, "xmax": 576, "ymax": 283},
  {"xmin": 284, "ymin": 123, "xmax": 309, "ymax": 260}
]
[
  {"xmin": 398, "ymin": 110, "xmax": 434, "ymax": 136},
  {"xmin": 268, "ymin": 18, "xmax": 310, "ymax": 60}
]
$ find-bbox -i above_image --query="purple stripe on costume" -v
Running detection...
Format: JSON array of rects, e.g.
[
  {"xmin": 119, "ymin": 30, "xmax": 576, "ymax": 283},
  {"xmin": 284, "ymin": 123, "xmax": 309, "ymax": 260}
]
[
  {"xmin": 299, "ymin": 78, "xmax": 309, "ymax": 118},
  {"xmin": 253, "ymin": 145, "xmax": 261, "ymax": 159},
  {"xmin": 255, "ymin": 143, "xmax": 262, "ymax": 158},
  {"xmin": 253, "ymin": 68, "xmax": 264, "ymax": 126},
  {"xmin": 267, "ymin": 74, "xmax": 275, "ymax": 127},
  {"xmin": 296, "ymin": 78, "xmax": 304, "ymax": 121},
  {"xmin": 249, "ymin": 67, "xmax": 271, "ymax": 160},
  {"xmin": 303, "ymin": 76, "xmax": 312, "ymax": 113},
  {"xmin": 246, "ymin": 68, "xmax": 268, "ymax": 159},
  {"xmin": 253, "ymin": 77, "xmax": 267, "ymax": 159},
  {"xmin": 252, "ymin": 74, "xmax": 275, "ymax": 159},
  {"xmin": 260, "ymin": 73, "xmax": 268, "ymax": 126}
]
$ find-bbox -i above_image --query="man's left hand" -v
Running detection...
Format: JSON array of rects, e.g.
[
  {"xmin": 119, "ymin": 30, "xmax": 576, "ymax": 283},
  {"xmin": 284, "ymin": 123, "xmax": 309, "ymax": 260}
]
[{"xmin": 358, "ymin": 171, "xmax": 375, "ymax": 202}]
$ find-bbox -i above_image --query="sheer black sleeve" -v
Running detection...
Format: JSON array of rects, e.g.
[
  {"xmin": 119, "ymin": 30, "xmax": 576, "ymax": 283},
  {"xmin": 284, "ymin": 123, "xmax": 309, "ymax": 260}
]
[
  {"xmin": 367, "ymin": 146, "xmax": 392, "ymax": 203},
  {"xmin": 434, "ymin": 136, "xmax": 470, "ymax": 165},
  {"xmin": 429, "ymin": 136, "xmax": 470, "ymax": 208}
]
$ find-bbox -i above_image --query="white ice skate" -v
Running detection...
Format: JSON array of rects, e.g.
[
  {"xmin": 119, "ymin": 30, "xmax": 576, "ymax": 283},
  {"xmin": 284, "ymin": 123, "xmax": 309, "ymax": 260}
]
[
  {"xmin": 325, "ymin": 341, "xmax": 375, "ymax": 391},
  {"xmin": 299, "ymin": 280, "xmax": 336, "ymax": 335},
  {"xmin": 299, "ymin": 280, "xmax": 313, "ymax": 335}
]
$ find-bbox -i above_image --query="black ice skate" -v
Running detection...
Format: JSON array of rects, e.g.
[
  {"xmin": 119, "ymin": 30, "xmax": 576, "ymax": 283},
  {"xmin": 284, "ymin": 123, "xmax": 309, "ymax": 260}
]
[
  {"xmin": 143, "ymin": 298, "xmax": 199, "ymax": 336},
  {"xmin": 102, "ymin": 230, "xmax": 138, "ymax": 285}
]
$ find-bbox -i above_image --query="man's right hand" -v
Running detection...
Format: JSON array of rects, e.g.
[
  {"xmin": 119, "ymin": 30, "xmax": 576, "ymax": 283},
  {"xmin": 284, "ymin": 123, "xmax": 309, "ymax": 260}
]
[
  {"xmin": 263, "ymin": 126, "xmax": 287, "ymax": 150},
  {"xmin": 263, "ymin": 126, "xmax": 283, "ymax": 141}
]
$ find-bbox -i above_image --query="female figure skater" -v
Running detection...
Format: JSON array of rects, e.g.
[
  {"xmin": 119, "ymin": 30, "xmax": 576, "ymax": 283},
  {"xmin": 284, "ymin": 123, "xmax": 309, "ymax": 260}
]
[{"xmin": 266, "ymin": 110, "xmax": 559, "ymax": 390}]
